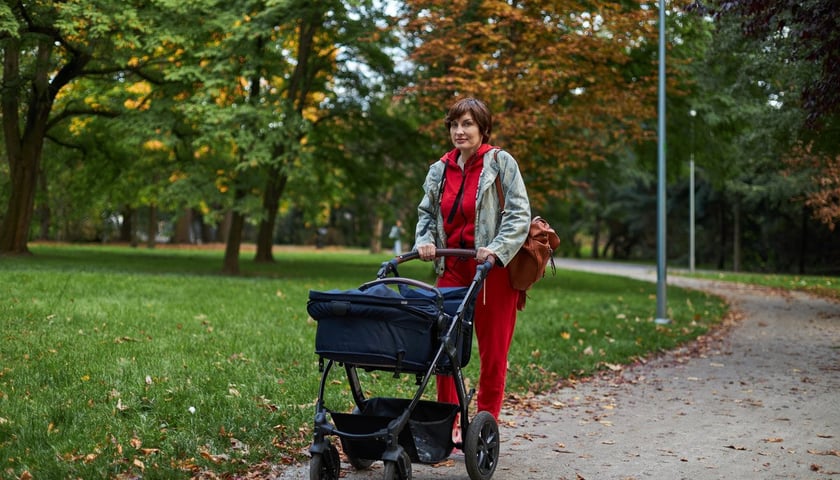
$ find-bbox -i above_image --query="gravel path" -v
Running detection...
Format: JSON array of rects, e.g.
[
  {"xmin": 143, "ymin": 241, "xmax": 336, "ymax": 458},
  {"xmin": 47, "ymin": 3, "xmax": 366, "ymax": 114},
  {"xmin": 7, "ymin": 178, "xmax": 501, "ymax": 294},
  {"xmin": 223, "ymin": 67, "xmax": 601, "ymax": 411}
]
[{"xmin": 276, "ymin": 261, "xmax": 840, "ymax": 479}]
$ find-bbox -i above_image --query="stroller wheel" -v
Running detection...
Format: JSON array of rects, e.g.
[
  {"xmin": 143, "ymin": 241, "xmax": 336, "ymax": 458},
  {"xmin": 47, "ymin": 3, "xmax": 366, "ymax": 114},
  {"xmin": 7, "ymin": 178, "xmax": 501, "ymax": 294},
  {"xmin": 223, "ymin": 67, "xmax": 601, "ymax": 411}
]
[
  {"xmin": 382, "ymin": 449, "xmax": 411, "ymax": 480},
  {"xmin": 464, "ymin": 411, "xmax": 500, "ymax": 480},
  {"xmin": 309, "ymin": 442, "xmax": 340, "ymax": 480}
]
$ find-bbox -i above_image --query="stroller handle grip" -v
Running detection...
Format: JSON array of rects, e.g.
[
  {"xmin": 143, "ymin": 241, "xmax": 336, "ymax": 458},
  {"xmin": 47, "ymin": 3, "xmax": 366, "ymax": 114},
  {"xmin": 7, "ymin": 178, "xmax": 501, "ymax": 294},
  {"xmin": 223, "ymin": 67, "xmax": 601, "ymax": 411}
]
[{"xmin": 396, "ymin": 248, "xmax": 476, "ymax": 263}]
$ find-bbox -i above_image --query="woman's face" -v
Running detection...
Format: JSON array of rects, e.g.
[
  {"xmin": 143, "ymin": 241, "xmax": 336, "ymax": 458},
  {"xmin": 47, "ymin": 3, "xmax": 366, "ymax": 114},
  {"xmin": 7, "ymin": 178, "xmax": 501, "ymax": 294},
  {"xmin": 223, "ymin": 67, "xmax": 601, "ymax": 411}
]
[{"xmin": 449, "ymin": 112, "xmax": 482, "ymax": 157}]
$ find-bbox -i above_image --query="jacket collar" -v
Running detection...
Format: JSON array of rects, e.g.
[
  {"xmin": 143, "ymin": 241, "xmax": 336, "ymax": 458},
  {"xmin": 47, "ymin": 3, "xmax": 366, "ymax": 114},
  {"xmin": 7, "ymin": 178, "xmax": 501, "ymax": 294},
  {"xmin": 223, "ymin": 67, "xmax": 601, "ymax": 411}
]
[{"xmin": 441, "ymin": 143, "xmax": 496, "ymax": 165}]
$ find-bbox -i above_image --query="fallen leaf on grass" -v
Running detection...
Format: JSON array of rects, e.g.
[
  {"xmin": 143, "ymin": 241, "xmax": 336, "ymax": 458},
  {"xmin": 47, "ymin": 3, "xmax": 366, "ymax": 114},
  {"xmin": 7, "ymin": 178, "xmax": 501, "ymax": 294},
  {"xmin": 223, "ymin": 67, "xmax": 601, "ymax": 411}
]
[{"xmin": 200, "ymin": 449, "xmax": 230, "ymax": 464}]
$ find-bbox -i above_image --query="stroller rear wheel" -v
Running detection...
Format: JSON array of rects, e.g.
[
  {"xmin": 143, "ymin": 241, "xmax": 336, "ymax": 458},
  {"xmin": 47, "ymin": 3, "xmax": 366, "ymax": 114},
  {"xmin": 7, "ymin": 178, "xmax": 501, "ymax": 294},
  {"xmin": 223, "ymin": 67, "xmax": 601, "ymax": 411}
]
[
  {"xmin": 309, "ymin": 442, "xmax": 340, "ymax": 480},
  {"xmin": 382, "ymin": 449, "xmax": 411, "ymax": 480},
  {"xmin": 464, "ymin": 411, "xmax": 500, "ymax": 480}
]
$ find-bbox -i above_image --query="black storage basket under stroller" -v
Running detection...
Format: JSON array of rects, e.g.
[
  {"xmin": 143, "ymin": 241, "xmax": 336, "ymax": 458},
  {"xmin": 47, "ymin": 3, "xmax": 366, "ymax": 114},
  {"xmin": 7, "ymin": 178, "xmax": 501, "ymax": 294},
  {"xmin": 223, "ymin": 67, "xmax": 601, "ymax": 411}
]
[{"xmin": 306, "ymin": 249, "xmax": 500, "ymax": 480}]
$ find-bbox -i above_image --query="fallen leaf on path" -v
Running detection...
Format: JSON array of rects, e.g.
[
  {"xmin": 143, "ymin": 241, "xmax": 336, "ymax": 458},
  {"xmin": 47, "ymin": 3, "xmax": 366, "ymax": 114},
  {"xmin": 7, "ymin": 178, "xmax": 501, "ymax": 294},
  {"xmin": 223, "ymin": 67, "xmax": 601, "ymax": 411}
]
[
  {"xmin": 724, "ymin": 445, "xmax": 749, "ymax": 451},
  {"xmin": 763, "ymin": 437, "xmax": 784, "ymax": 443},
  {"xmin": 516, "ymin": 432, "xmax": 546, "ymax": 442},
  {"xmin": 808, "ymin": 449, "xmax": 840, "ymax": 457},
  {"xmin": 810, "ymin": 464, "xmax": 840, "ymax": 474}
]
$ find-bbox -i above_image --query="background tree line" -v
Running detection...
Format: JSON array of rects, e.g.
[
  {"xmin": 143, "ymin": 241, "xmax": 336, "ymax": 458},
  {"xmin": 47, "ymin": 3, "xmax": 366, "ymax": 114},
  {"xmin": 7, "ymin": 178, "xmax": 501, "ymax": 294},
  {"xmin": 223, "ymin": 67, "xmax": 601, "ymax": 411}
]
[{"xmin": 1, "ymin": 0, "xmax": 838, "ymax": 274}]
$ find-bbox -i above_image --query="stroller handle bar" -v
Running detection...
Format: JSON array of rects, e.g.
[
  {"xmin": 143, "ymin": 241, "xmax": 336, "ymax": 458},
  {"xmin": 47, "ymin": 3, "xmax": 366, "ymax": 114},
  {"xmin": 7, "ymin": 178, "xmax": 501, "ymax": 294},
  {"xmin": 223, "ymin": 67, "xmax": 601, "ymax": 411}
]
[
  {"xmin": 396, "ymin": 248, "xmax": 476, "ymax": 263},
  {"xmin": 377, "ymin": 248, "xmax": 495, "ymax": 280}
]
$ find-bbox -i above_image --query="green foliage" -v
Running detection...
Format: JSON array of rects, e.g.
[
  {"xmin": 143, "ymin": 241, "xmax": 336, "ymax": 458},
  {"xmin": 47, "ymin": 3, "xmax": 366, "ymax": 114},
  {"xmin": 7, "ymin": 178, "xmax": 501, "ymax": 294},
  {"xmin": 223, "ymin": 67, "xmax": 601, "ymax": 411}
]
[{"xmin": 0, "ymin": 244, "xmax": 726, "ymax": 478}]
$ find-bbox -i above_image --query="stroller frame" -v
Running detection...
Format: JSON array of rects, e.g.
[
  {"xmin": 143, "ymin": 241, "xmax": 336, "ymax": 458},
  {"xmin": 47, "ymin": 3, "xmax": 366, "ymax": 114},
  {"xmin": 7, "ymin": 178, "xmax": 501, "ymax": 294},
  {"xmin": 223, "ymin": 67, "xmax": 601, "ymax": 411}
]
[{"xmin": 308, "ymin": 249, "xmax": 500, "ymax": 480}]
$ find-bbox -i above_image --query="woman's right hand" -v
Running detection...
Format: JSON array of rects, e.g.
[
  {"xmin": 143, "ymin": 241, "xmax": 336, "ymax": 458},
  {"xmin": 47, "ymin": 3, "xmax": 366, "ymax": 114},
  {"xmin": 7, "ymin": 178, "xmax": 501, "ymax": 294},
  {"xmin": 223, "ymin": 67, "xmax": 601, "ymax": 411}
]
[{"xmin": 416, "ymin": 243, "xmax": 436, "ymax": 261}]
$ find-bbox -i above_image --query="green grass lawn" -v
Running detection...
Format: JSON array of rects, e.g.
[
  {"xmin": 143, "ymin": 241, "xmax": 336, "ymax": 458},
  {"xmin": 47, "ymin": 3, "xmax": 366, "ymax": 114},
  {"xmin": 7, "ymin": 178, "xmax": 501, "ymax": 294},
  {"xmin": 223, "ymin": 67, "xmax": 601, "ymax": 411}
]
[
  {"xmin": 684, "ymin": 270, "xmax": 840, "ymax": 301},
  {"xmin": 1, "ymin": 244, "xmax": 728, "ymax": 479}
]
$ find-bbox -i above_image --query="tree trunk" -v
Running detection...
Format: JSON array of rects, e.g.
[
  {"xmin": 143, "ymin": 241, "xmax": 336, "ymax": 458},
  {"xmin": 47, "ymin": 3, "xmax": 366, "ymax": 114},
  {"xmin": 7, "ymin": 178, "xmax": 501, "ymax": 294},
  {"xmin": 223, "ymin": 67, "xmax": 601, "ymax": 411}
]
[
  {"xmin": 120, "ymin": 206, "xmax": 134, "ymax": 243},
  {"xmin": 733, "ymin": 200, "xmax": 741, "ymax": 272},
  {"xmin": 255, "ymin": 169, "xmax": 288, "ymax": 263},
  {"xmin": 0, "ymin": 39, "xmax": 52, "ymax": 255},
  {"xmin": 717, "ymin": 200, "xmax": 727, "ymax": 270},
  {"xmin": 173, "ymin": 208, "xmax": 193, "ymax": 244},
  {"xmin": 591, "ymin": 215, "xmax": 601, "ymax": 259},
  {"xmin": 219, "ymin": 212, "xmax": 232, "ymax": 243},
  {"xmin": 223, "ymin": 212, "xmax": 245, "ymax": 275},
  {"xmin": 223, "ymin": 220, "xmax": 245, "ymax": 273},
  {"xmin": 37, "ymin": 166, "xmax": 51, "ymax": 240},
  {"xmin": 799, "ymin": 205, "xmax": 807, "ymax": 274},
  {"xmin": 147, "ymin": 205, "xmax": 158, "ymax": 249},
  {"xmin": 371, "ymin": 215, "xmax": 384, "ymax": 254},
  {"xmin": 1, "ymin": 36, "xmax": 89, "ymax": 255},
  {"xmin": 222, "ymin": 189, "xmax": 248, "ymax": 275}
]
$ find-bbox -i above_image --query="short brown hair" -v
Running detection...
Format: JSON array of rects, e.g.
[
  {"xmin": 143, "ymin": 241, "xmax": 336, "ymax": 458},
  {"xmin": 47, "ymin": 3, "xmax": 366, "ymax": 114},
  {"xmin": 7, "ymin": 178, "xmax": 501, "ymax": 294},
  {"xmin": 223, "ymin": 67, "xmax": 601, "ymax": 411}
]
[{"xmin": 444, "ymin": 97, "xmax": 493, "ymax": 144}]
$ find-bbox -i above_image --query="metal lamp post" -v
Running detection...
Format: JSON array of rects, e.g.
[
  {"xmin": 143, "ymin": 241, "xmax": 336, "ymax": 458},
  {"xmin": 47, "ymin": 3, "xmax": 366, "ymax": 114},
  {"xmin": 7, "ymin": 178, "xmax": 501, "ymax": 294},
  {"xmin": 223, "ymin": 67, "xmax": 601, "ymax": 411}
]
[
  {"xmin": 655, "ymin": 0, "xmax": 669, "ymax": 325},
  {"xmin": 689, "ymin": 109, "xmax": 696, "ymax": 273}
]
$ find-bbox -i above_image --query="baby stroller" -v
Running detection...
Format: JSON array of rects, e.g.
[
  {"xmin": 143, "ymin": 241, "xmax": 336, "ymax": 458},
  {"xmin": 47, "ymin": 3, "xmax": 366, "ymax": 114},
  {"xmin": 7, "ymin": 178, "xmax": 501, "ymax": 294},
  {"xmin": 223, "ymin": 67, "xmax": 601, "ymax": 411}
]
[{"xmin": 306, "ymin": 249, "xmax": 500, "ymax": 480}]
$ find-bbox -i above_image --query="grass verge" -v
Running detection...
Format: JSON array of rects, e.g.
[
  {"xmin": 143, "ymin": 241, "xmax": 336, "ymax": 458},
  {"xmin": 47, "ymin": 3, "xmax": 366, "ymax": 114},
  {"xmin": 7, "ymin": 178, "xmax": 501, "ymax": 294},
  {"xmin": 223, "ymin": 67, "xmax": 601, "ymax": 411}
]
[
  {"xmin": 1, "ymin": 244, "xmax": 728, "ymax": 479},
  {"xmin": 684, "ymin": 270, "xmax": 839, "ymax": 301}
]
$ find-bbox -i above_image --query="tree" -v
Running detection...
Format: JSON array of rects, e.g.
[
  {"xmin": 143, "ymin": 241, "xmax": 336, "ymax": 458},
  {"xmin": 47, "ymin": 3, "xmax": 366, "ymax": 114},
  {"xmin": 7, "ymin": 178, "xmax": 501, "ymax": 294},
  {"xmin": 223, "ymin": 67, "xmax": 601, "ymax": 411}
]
[
  {"xmin": 0, "ymin": 0, "xmax": 178, "ymax": 255},
  {"xmin": 719, "ymin": 0, "xmax": 840, "ymax": 132},
  {"xmin": 398, "ymin": 0, "xmax": 678, "ymax": 207}
]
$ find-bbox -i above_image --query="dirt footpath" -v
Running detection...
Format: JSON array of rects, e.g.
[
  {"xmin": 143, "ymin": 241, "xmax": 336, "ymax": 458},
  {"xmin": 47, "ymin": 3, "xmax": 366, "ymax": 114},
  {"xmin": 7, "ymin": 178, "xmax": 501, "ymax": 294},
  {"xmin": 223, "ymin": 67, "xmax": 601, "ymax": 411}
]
[{"xmin": 276, "ymin": 262, "xmax": 840, "ymax": 479}]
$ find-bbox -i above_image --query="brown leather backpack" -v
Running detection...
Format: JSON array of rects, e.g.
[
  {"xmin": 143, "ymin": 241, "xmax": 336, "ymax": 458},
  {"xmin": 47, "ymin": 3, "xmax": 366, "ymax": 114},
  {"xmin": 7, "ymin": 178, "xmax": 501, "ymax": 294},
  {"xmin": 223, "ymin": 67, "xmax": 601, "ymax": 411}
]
[{"xmin": 493, "ymin": 150, "xmax": 561, "ymax": 293}]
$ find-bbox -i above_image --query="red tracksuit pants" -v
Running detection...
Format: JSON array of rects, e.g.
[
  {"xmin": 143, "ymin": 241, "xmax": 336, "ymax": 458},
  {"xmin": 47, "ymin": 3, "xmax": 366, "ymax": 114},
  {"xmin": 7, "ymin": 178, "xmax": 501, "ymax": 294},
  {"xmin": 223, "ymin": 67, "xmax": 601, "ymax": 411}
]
[{"xmin": 436, "ymin": 260, "xmax": 519, "ymax": 419}]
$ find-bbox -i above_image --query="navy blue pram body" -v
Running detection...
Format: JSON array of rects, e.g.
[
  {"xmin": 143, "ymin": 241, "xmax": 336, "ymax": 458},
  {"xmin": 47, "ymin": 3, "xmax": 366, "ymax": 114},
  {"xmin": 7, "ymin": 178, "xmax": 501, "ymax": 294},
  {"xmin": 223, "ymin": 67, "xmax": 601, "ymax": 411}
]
[{"xmin": 307, "ymin": 282, "xmax": 472, "ymax": 372}]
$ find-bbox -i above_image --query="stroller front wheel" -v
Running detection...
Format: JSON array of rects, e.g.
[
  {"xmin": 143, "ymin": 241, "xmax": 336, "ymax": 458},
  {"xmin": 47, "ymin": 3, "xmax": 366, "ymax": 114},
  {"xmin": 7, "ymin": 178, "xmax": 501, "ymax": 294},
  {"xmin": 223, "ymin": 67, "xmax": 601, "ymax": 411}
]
[
  {"xmin": 309, "ymin": 442, "xmax": 341, "ymax": 480},
  {"xmin": 382, "ymin": 449, "xmax": 412, "ymax": 480},
  {"xmin": 464, "ymin": 411, "xmax": 500, "ymax": 480}
]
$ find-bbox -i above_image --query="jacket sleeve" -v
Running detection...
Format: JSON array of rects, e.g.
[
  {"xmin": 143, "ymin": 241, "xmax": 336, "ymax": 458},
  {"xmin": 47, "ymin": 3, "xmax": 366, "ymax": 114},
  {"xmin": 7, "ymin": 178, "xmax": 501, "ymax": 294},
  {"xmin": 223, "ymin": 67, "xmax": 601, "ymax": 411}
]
[
  {"xmin": 486, "ymin": 151, "xmax": 531, "ymax": 266},
  {"xmin": 414, "ymin": 163, "xmax": 441, "ymax": 249}
]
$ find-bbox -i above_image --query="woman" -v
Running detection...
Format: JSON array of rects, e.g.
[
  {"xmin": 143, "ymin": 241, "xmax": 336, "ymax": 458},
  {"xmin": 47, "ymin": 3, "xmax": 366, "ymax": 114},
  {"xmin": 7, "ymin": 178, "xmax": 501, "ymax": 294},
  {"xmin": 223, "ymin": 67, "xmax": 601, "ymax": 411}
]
[{"xmin": 414, "ymin": 97, "xmax": 531, "ymax": 422}]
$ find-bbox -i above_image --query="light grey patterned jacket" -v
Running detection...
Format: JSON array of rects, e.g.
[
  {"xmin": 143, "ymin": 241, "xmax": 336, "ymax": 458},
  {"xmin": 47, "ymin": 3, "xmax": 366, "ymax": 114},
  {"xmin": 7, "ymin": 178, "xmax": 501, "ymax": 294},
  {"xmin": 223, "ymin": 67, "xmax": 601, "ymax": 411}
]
[{"xmin": 414, "ymin": 148, "xmax": 531, "ymax": 275}]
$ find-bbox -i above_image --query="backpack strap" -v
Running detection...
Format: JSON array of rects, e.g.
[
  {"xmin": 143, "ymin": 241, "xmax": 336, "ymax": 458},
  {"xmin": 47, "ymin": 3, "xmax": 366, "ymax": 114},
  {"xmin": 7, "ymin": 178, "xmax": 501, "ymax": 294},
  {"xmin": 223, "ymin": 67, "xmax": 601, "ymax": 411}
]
[{"xmin": 493, "ymin": 149, "xmax": 505, "ymax": 214}]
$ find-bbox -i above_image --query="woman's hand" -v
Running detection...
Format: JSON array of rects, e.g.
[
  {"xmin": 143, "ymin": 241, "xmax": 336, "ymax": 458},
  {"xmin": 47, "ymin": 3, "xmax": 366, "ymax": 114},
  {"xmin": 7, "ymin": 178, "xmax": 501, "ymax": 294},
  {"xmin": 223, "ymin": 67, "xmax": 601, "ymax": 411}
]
[
  {"xmin": 417, "ymin": 243, "xmax": 436, "ymax": 261},
  {"xmin": 476, "ymin": 247, "xmax": 497, "ymax": 265}
]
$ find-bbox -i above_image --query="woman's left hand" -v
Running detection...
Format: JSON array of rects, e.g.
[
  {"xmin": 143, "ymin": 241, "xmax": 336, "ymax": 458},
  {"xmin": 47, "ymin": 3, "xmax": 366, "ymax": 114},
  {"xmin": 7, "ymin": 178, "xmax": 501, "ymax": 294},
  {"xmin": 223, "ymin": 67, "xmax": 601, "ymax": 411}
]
[{"xmin": 476, "ymin": 247, "xmax": 497, "ymax": 264}]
